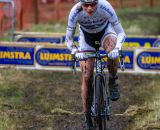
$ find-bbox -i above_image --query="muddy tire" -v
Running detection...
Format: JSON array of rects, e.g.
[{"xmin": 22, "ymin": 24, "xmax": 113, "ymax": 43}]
[{"xmin": 94, "ymin": 74, "xmax": 107, "ymax": 130}]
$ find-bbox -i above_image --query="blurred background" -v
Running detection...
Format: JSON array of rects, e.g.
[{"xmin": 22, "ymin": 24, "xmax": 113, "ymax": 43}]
[
  {"xmin": 0, "ymin": 0, "xmax": 160, "ymax": 39},
  {"xmin": 0, "ymin": 1, "xmax": 160, "ymax": 130}
]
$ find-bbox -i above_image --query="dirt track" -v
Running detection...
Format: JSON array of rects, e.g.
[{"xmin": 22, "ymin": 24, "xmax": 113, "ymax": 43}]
[{"xmin": 1, "ymin": 69, "xmax": 158, "ymax": 130}]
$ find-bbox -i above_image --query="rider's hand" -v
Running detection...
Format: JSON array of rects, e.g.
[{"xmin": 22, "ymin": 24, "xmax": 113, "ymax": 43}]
[
  {"xmin": 108, "ymin": 48, "xmax": 119, "ymax": 59},
  {"xmin": 75, "ymin": 52, "xmax": 88, "ymax": 60},
  {"xmin": 71, "ymin": 47, "xmax": 78, "ymax": 54}
]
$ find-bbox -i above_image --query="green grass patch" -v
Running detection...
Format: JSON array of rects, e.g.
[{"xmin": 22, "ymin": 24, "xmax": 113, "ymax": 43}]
[
  {"xmin": 117, "ymin": 8, "xmax": 160, "ymax": 35},
  {"xmin": 16, "ymin": 7, "xmax": 160, "ymax": 36},
  {"xmin": 124, "ymin": 74, "xmax": 160, "ymax": 130},
  {"xmin": 0, "ymin": 112, "xmax": 17, "ymax": 130},
  {"xmin": 24, "ymin": 22, "xmax": 67, "ymax": 33}
]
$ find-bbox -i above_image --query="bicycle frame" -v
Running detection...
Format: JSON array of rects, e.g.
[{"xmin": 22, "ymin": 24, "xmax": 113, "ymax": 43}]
[
  {"xmin": 85, "ymin": 49, "xmax": 108, "ymax": 117},
  {"xmin": 71, "ymin": 49, "xmax": 125, "ymax": 129},
  {"xmin": 95, "ymin": 50, "xmax": 103, "ymax": 73}
]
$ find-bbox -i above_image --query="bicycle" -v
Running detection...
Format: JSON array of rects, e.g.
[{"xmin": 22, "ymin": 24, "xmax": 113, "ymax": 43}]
[{"xmin": 71, "ymin": 45, "xmax": 125, "ymax": 130}]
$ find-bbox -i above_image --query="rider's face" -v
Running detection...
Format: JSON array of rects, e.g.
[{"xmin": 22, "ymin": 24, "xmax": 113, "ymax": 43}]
[{"xmin": 82, "ymin": 2, "xmax": 97, "ymax": 16}]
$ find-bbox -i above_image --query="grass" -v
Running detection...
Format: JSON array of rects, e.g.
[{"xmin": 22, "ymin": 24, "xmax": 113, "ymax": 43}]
[
  {"xmin": 0, "ymin": 69, "xmax": 160, "ymax": 130},
  {"xmin": 21, "ymin": 7, "xmax": 160, "ymax": 36},
  {"xmin": 1, "ymin": 7, "xmax": 160, "ymax": 42},
  {"xmin": 123, "ymin": 75, "xmax": 160, "ymax": 130},
  {"xmin": 0, "ymin": 69, "xmax": 82, "ymax": 129},
  {"xmin": 25, "ymin": 22, "xmax": 67, "ymax": 33},
  {"xmin": 132, "ymin": 83, "xmax": 160, "ymax": 130},
  {"xmin": 0, "ymin": 113, "xmax": 16, "ymax": 130},
  {"xmin": 117, "ymin": 8, "xmax": 160, "ymax": 35},
  {"xmin": 0, "ymin": 75, "xmax": 23, "ymax": 110}
]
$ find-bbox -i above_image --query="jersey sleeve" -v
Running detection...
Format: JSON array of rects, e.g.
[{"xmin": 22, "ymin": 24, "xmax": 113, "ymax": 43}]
[
  {"xmin": 65, "ymin": 4, "xmax": 80, "ymax": 51},
  {"xmin": 100, "ymin": 1, "xmax": 126, "ymax": 49}
]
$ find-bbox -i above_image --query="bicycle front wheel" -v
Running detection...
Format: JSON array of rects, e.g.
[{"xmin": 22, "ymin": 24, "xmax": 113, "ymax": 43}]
[{"xmin": 94, "ymin": 74, "xmax": 106, "ymax": 130}]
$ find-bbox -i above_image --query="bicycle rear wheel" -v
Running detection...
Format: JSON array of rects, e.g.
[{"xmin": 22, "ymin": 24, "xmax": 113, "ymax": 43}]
[{"xmin": 94, "ymin": 74, "xmax": 106, "ymax": 130}]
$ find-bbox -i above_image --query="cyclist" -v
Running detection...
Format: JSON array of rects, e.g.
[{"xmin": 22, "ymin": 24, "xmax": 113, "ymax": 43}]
[{"xmin": 65, "ymin": 0, "xmax": 126, "ymax": 129}]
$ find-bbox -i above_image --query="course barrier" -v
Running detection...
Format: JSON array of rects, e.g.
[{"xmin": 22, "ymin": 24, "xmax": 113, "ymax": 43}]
[
  {"xmin": 0, "ymin": 0, "xmax": 15, "ymax": 41},
  {"xmin": 0, "ymin": 42, "xmax": 159, "ymax": 74},
  {"xmin": 13, "ymin": 32, "xmax": 160, "ymax": 48}
]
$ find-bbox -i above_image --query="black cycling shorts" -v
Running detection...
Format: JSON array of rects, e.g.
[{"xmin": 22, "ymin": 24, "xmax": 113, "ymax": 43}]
[{"xmin": 80, "ymin": 22, "xmax": 109, "ymax": 49}]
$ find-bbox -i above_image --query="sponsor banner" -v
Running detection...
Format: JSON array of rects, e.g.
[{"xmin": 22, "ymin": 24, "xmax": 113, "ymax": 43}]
[
  {"xmin": 136, "ymin": 49, "xmax": 160, "ymax": 71},
  {"xmin": 0, "ymin": 42, "xmax": 159, "ymax": 73},
  {"xmin": 0, "ymin": 44, "xmax": 35, "ymax": 66},
  {"xmin": 122, "ymin": 50, "xmax": 134, "ymax": 69},
  {"xmin": 14, "ymin": 35, "xmax": 62, "ymax": 44},
  {"xmin": 16, "ymin": 37, "xmax": 62, "ymax": 43},
  {"xmin": 14, "ymin": 32, "xmax": 160, "ymax": 48},
  {"xmin": 61, "ymin": 35, "xmax": 79, "ymax": 45},
  {"xmin": 35, "ymin": 47, "xmax": 134, "ymax": 70},
  {"xmin": 35, "ymin": 47, "xmax": 72, "ymax": 66},
  {"xmin": 13, "ymin": 32, "xmax": 65, "ymax": 37},
  {"xmin": 14, "ymin": 32, "xmax": 65, "ymax": 44},
  {"xmin": 124, "ymin": 37, "xmax": 160, "ymax": 48}
]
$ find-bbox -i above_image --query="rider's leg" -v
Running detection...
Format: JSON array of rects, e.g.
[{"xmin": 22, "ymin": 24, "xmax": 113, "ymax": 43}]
[
  {"xmin": 78, "ymin": 28, "xmax": 98, "ymax": 129},
  {"xmin": 102, "ymin": 36, "xmax": 120, "ymax": 101},
  {"xmin": 80, "ymin": 59, "xmax": 94, "ymax": 113},
  {"xmin": 107, "ymin": 58, "xmax": 119, "ymax": 78},
  {"xmin": 79, "ymin": 59, "xmax": 94, "ymax": 129},
  {"xmin": 77, "ymin": 30, "xmax": 94, "ymax": 113}
]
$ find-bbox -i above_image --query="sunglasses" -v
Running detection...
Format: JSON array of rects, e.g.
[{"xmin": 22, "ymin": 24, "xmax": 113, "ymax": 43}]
[{"xmin": 82, "ymin": 2, "xmax": 97, "ymax": 8}]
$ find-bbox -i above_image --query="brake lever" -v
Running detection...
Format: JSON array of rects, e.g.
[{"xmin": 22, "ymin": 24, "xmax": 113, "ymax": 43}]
[
  {"xmin": 71, "ymin": 54, "xmax": 77, "ymax": 75},
  {"xmin": 119, "ymin": 50, "xmax": 125, "ymax": 71}
]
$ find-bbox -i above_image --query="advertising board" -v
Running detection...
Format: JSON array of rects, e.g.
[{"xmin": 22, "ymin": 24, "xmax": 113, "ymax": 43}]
[
  {"xmin": 0, "ymin": 42, "xmax": 159, "ymax": 74},
  {"xmin": 14, "ymin": 32, "xmax": 160, "ymax": 48}
]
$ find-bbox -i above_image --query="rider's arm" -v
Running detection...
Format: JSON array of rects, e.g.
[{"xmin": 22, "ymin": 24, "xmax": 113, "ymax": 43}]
[
  {"xmin": 112, "ymin": 22, "xmax": 126, "ymax": 50},
  {"xmin": 66, "ymin": 26, "xmax": 76, "ymax": 51},
  {"xmin": 102, "ymin": 1, "xmax": 126, "ymax": 50},
  {"xmin": 65, "ymin": 4, "xmax": 80, "ymax": 51}
]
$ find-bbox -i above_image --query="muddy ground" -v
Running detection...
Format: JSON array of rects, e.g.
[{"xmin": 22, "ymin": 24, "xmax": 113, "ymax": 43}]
[{"xmin": 1, "ymin": 69, "xmax": 159, "ymax": 130}]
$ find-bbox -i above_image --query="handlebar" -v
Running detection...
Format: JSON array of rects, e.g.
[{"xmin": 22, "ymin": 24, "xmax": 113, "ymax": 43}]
[
  {"xmin": 71, "ymin": 53, "xmax": 108, "ymax": 74},
  {"xmin": 71, "ymin": 51, "xmax": 125, "ymax": 74}
]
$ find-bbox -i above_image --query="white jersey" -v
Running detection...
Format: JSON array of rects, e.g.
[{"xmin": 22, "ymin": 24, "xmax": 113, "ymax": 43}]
[{"xmin": 65, "ymin": 1, "xmax": 126, "ymax": 51}]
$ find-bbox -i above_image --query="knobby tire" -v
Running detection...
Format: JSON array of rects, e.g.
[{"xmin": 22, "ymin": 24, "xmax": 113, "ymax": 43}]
[{"xmin": 94, "ymin": 75, "xmax": 107, "ymax": 130}]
